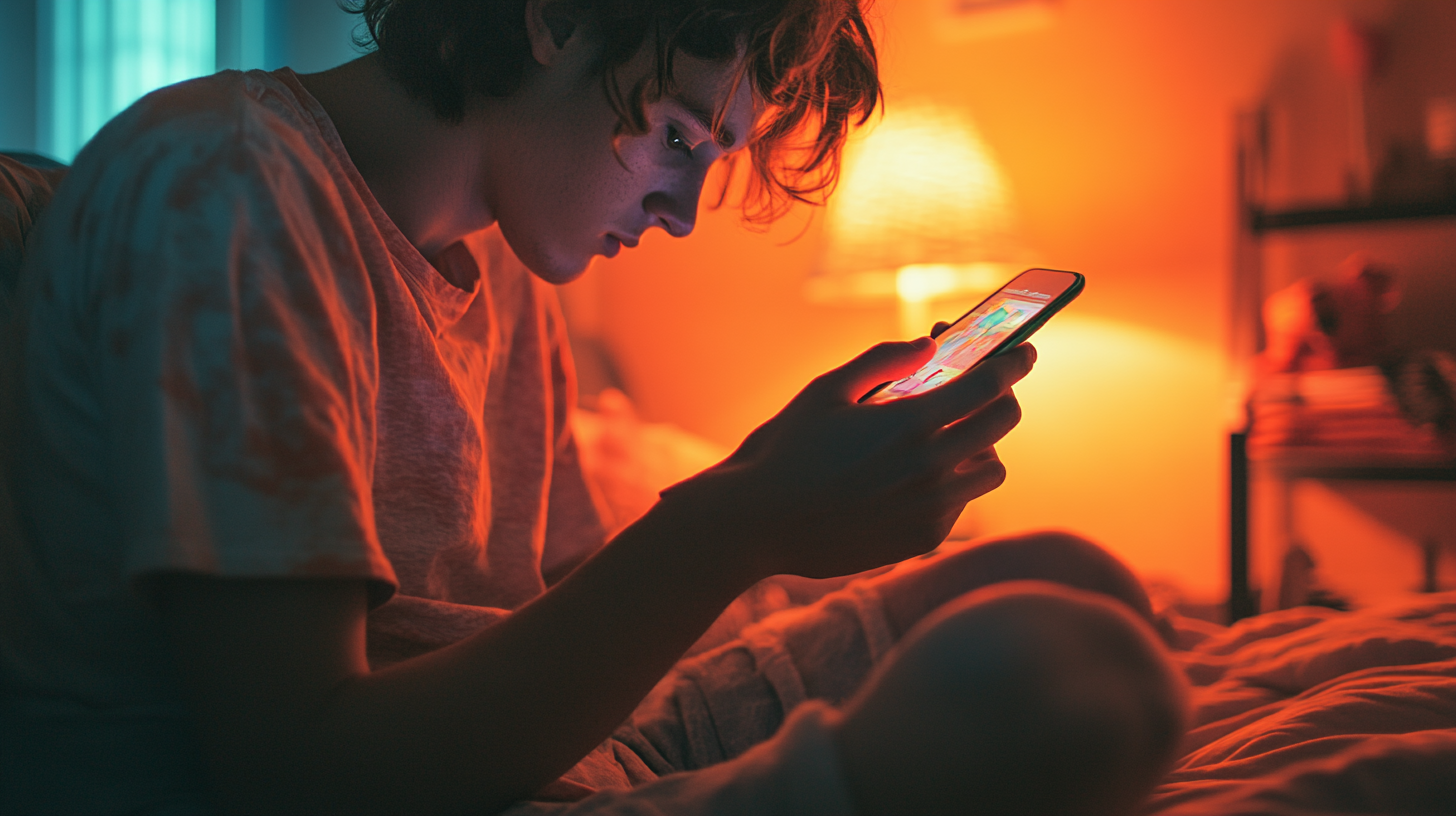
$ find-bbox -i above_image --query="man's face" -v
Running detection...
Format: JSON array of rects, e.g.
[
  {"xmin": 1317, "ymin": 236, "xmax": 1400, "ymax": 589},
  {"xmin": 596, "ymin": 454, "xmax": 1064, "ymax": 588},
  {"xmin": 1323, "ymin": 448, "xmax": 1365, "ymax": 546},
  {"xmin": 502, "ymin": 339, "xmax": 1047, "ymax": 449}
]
[{"xmin": 478, "ymin": 36, "xmax": 757, "ymax": 284}]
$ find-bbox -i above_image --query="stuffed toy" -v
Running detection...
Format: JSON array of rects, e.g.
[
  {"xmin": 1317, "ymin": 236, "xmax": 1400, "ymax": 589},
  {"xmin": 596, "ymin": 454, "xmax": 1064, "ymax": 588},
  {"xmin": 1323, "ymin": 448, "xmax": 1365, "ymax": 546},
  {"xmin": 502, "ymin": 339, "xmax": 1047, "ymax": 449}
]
[{"xmin": 1260, "ymin": 252, "xmax": 1400, "ymax": 374}]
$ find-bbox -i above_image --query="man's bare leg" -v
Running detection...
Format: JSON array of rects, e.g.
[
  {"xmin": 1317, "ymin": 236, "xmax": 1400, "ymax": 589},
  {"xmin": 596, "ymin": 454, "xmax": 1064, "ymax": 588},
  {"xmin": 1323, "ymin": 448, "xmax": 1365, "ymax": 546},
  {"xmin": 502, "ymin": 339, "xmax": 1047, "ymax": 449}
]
[
  {"xmin": 871, "ymin": 530, "xmax": 1158, "ymax": 637},
  {"xmin": 832, "ymin": 581, "xmax": 1188, "ymax": 816},
  {"xmin": 777, "ymin": 530, "xmax": 1165, "ymax": 703}
]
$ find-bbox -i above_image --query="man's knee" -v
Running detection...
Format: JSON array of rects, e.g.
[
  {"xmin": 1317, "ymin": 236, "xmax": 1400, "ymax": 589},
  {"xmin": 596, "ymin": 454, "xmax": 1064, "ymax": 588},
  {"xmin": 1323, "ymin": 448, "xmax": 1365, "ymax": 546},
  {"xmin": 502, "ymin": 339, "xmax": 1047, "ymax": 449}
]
[
  {"xmin": 961, "ymin": 529, "xmax": 1156, "ymax": 624},
  {"xmin": 834, "ymin": 581, "xmax": 1188, "ymax": 815},
  {"xmin": 874, "ymin": 529, "xmax": 1159, "ymax": 643}
]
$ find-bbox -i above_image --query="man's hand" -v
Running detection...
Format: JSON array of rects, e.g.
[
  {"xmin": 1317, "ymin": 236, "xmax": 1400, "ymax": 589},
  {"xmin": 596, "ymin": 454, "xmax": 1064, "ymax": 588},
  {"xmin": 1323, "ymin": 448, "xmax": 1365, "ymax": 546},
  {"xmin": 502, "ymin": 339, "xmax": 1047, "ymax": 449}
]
[{"xmin": 663, "ymin": 338, "xmax": 1035, "ymax": 581}]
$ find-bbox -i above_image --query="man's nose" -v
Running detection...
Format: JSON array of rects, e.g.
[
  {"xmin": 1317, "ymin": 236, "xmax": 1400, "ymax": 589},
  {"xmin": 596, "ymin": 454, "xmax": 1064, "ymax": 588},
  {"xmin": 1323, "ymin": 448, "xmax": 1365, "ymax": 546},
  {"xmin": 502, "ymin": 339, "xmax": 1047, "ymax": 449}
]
[{"xmin": 643, "ymin": 186, "xmax": 699, "ymax": 238}]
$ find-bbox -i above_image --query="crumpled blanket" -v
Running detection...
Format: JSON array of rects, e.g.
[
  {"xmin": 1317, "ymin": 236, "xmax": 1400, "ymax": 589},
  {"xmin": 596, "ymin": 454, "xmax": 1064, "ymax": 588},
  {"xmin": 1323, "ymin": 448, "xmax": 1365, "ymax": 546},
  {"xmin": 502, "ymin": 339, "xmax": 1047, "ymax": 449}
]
[{"xmin": 1148, "ymin": 593, "xmax": 1456, "ymax": 815}]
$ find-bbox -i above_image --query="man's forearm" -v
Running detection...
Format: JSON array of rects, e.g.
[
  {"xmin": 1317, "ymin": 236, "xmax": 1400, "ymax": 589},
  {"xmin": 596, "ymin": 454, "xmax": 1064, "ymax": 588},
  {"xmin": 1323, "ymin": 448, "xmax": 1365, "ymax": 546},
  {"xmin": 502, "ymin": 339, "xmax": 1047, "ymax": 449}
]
[
  {"xmin": 355, "ymin": 495, "xmax": 759, "ymax": 809},
  {"xmin": 168, "ymin": 494, "xmax": 759, "ymax": 816}
]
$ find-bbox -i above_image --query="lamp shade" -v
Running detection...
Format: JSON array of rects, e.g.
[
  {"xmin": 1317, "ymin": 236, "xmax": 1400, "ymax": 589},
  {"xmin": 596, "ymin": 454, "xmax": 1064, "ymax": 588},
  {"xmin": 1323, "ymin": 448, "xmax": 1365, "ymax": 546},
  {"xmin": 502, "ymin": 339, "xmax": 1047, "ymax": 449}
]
[{"xmin": 808, "ymin": 102, "xmax": 1028, "ymax": 324}]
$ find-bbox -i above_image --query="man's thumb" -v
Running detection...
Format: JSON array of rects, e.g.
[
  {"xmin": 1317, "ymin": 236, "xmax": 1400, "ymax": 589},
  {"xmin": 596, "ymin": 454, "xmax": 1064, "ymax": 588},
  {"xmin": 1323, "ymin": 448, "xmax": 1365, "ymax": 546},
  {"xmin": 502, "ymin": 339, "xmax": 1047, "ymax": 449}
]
[{"xmin": 817, "ymin": 337, "xmax": 937, "ymax": 403}]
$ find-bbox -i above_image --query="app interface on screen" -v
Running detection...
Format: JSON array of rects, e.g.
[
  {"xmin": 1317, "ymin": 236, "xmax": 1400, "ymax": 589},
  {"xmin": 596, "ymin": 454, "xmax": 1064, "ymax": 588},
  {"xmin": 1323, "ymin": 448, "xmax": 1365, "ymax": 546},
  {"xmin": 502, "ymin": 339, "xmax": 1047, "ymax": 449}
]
[{"xmin": 864, "ymin": 272, "xmax": 1071, "ymax": 403}]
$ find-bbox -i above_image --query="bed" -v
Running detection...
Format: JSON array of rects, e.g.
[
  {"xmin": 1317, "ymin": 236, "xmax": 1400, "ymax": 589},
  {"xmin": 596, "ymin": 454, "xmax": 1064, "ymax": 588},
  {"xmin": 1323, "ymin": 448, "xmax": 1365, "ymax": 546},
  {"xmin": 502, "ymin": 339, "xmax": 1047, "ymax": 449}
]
[
  {"xmin": 1147, "ymin": 598, "xmax": 1456, "ymax": 814},
  {"xmin": 573, "ymin": 393, "xmax": 1456, "ymax": 815}
]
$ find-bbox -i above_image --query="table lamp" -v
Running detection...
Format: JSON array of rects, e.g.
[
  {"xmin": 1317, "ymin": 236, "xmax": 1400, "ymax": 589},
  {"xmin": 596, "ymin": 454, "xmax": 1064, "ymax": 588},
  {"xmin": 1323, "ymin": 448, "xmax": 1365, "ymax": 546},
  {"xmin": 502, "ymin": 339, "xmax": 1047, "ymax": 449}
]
[{"xmin": 807, "ymin": 101, "xmax": 1029, "ymax": 335}]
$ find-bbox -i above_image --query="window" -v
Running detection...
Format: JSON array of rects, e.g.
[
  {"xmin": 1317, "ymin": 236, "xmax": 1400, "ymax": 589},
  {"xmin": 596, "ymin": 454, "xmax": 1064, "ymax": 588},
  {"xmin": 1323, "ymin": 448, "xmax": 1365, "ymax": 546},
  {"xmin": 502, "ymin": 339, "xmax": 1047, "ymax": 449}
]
[{"xmin": 38, "ymin": 0, "xmax": 266, "ymax": 161}]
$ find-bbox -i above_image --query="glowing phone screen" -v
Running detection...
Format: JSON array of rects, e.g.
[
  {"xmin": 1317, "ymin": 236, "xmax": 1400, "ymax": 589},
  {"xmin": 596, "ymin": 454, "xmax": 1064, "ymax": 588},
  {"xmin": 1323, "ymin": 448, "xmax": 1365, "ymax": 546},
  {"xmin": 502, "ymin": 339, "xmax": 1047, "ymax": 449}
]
[{"xmin": 862, "ymin": 269, "xmax": 1078, "ymax": 404}]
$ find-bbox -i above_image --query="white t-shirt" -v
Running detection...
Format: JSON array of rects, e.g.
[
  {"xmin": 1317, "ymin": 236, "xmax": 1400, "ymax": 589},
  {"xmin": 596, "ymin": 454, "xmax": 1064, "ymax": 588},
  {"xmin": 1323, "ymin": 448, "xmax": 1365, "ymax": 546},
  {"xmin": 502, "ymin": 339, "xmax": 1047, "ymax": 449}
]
[{"xmin": 0, "ymin": 68, "xmax": 605, "ymax": 813}]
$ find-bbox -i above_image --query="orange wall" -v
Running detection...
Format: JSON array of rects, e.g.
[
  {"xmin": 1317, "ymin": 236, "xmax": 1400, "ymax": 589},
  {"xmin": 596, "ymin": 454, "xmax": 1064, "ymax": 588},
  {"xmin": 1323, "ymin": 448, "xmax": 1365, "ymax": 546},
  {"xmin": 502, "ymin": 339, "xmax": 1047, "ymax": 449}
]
[{"xmin": 560, "ymin": 0, "xmax": 1406, "ymax": 601}]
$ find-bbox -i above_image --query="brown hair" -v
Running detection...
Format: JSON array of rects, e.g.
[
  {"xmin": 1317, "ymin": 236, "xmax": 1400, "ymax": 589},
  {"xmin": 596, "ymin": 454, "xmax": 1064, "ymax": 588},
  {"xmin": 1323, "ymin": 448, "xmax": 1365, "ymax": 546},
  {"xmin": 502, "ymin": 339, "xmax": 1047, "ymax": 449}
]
[{"xmin": 348, "ymin": 0, "xmax": 881, "ymax": 224}]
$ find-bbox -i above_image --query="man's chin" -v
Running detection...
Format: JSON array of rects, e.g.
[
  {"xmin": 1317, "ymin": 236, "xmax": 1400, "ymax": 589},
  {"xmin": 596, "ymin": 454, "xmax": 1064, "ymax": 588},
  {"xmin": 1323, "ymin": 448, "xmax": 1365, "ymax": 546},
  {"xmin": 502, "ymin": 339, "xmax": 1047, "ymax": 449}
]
[
  {"xmin": 525, "ymin": 258, "xmax": 592, "ymax": 286},
  {"xmin": 502, "ymin": 237, "xmax": 592, "ymax": 285}
]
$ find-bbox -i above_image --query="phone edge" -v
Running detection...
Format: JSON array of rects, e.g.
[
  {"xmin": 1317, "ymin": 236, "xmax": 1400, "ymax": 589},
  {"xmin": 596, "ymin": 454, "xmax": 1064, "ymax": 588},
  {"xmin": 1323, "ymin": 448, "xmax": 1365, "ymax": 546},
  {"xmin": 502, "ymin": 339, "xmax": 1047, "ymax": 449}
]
[{"xmin": 856, "ymin": 268, "xmax": 1084, "ymax": 404}]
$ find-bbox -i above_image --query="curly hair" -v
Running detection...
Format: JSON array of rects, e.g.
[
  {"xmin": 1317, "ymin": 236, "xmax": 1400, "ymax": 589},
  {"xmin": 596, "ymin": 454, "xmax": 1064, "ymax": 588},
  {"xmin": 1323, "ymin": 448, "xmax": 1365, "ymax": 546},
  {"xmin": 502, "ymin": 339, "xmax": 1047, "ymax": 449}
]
[{"xmin": 346, "ymin": 0, "xmax": 881, "ymax": 224}]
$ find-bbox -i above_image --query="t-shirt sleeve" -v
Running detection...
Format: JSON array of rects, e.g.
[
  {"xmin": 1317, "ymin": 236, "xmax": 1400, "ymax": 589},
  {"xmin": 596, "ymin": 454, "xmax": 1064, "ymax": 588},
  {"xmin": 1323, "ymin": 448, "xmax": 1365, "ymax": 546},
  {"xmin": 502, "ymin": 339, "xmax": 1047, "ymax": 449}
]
[{"xmin": 37, "ymin": 95, "xmax": 395, "ymax": 601}]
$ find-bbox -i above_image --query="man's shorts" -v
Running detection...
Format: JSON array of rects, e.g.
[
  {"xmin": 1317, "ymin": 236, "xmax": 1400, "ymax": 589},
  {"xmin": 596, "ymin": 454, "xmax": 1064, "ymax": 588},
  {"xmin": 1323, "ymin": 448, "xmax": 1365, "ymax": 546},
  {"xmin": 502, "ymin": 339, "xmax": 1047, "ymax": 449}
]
[{"xmin": 505, "ymin": 578, "xmax": 897, "ymax": 815}]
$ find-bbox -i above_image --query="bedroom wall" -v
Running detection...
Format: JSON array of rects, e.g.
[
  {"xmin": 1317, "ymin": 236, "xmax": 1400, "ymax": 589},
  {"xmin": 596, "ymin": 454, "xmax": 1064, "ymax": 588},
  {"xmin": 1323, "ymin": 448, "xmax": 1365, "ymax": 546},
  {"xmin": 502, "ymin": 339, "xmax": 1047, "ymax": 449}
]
[
  {"xmin": 561, "ymin": 0, "xmax": 1422, "ymax": 604},
  {"xmin": 259, "ymin": 1, "xmax": 364, "ymax": 74}
]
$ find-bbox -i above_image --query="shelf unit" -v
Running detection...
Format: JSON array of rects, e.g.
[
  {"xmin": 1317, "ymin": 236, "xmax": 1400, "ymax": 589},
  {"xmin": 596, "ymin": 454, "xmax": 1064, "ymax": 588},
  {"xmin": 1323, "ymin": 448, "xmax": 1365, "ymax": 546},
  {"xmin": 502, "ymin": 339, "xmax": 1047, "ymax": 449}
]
[{"xmin": 1227, "ymin": 158, "xmax": 1456, "ymax": 621}]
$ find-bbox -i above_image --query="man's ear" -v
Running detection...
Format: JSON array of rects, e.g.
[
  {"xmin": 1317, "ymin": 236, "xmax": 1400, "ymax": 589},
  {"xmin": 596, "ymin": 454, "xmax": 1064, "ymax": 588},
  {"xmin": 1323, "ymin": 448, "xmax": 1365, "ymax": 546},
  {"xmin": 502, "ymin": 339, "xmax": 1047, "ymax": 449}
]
[{"xmin": 525, "ymin": 0, "xmax": 581, "ymax": 66}]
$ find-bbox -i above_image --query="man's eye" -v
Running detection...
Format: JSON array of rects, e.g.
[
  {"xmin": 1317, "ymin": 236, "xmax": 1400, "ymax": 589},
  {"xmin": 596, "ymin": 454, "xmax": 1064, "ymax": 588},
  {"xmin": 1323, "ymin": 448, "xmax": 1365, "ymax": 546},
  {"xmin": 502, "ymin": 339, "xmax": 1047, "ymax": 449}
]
[{"xmin": 666, "ymin": 125, "xmax": 693, "ymax": 157}]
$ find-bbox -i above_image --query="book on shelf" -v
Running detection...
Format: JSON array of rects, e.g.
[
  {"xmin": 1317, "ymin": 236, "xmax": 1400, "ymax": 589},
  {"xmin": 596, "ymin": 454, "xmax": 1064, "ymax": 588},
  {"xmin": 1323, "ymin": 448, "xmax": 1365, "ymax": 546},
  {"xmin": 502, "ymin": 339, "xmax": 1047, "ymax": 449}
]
[{"xmin": 1248, "ymin": 365, "xmax": 1454, "ymax": 464}]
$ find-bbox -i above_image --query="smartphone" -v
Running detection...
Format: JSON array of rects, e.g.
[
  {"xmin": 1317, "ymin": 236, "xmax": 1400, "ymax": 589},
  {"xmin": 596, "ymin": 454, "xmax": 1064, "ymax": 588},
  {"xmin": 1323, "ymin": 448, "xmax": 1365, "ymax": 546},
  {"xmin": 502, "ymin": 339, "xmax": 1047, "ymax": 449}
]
[{"xmin": 859, "ymin": 268, "xmax": 1084, "ymax": 404}]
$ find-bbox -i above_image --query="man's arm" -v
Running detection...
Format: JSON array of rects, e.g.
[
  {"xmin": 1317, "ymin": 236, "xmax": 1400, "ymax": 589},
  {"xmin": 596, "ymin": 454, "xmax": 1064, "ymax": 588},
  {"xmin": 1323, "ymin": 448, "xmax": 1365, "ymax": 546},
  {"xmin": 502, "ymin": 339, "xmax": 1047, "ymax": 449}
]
[
  {"xmin": 152, "ymin": 341, "xmax": 1033, "ymax": 816},
  {"xmin": 152, "ymin": 495, "xmax": 755, "ymax": 816}
]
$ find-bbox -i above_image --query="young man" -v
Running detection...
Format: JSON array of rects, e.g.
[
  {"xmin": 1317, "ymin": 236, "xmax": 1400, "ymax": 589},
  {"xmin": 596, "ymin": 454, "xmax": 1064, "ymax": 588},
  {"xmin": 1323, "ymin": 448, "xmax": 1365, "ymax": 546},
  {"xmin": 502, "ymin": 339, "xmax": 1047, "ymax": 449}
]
[{"xmin": 0, "ymin": 1, "xmax": 1187, "ymax": 813}]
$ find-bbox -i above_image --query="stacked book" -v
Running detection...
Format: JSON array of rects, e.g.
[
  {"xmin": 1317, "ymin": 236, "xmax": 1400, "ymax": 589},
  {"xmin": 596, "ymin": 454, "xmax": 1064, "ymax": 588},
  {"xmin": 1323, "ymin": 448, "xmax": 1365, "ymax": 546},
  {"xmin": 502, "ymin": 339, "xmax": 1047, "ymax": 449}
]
[{"xmin": 1248, "ymin": 364, "xmax": 1454, "ymax": 465}]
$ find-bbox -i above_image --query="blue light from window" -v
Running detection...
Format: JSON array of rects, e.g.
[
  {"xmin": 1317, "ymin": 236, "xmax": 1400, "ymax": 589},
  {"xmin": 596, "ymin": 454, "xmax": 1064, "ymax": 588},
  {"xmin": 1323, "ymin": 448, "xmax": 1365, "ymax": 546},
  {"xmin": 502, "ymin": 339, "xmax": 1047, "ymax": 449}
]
[{"xmin": 43, "ymin": 0, "xmax": 216, "ymax": 162}]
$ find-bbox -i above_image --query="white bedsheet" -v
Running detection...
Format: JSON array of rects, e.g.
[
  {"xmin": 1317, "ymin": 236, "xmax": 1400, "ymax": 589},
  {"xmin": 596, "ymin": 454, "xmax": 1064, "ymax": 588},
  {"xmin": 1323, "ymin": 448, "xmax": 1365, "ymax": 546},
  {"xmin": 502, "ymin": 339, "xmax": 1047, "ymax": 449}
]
[{"xmin": 1149, "ymin": 594, "xmax": 1456, "ymax": 814}]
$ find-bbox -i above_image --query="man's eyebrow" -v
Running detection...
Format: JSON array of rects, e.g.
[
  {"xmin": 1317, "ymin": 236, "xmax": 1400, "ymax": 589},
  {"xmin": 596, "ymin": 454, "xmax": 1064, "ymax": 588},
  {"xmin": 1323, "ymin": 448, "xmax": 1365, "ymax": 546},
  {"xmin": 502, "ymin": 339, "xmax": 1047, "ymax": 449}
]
[{"xmin": 675, "ymin": 97, "xmax": 737, "ymax": 150}]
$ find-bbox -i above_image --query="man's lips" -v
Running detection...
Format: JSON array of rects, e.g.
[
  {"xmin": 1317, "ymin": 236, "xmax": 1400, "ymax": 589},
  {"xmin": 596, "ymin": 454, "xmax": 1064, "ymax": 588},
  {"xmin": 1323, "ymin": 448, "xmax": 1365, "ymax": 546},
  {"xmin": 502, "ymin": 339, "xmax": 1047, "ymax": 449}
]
[{"xmin": 602, "ymin": 234, "xmax": 641, "ymax": 258}]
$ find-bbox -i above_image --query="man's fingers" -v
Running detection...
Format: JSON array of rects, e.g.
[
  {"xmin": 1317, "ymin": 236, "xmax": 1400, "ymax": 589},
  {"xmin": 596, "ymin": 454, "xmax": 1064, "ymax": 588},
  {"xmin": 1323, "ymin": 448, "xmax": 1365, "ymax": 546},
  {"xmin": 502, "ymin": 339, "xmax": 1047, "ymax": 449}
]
[
  {"xmin": 953, "ymin": 447, "xmax": 1002, "ymax": 475},
  {"xmin": 944, "ymin": 448, "xmax": 1008, "ymax": 503},
  {"xmin": 930, "ymin": 321, "xmax": 952, "ymax": 339},
  {"xmin": 816, "ymin": 337, "xmax": 937, "ymax": 403},
  {"xmin": 904, "ymin": 344, "xmax": 1036, "ymax": 428},
  {"xmin": 934, "ymin": 393, "xmax": 1023, "ymax": 462}
]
